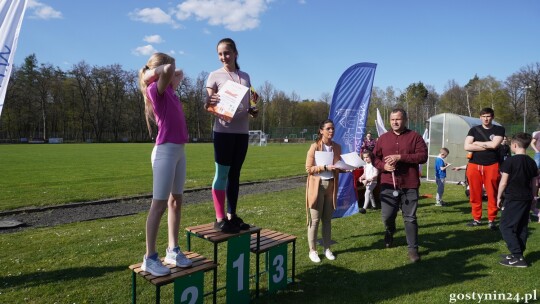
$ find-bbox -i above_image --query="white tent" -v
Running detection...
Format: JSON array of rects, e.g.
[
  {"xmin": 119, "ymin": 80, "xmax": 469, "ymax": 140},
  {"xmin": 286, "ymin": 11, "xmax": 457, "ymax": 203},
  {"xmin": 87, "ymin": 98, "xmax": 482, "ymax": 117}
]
[{"xmin": 426, "ymin": 113, "xmax": 502, "ymax": 183}]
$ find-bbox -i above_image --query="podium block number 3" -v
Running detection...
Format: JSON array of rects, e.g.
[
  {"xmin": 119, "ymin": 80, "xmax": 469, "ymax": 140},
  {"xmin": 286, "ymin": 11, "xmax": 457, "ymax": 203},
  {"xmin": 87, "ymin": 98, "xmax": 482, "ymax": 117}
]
[
  {"xmin": 174, "ymin": 272, "xmax": 203, "ymax": 304},
  {"xmin": 226, "ymin": 233, "xmax": 250, "ymax": 304},
  {"xmin": 268, "ymin": 243, "xmax": 288, "ymax": 293}
]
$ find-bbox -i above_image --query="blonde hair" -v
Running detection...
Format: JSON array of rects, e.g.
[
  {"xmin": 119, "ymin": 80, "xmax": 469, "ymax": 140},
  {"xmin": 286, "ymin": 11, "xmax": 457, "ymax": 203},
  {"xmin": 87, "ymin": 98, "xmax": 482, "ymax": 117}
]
[{"xmin": 138, "ymin": 52, "xmax": 175, "ymax": 137}]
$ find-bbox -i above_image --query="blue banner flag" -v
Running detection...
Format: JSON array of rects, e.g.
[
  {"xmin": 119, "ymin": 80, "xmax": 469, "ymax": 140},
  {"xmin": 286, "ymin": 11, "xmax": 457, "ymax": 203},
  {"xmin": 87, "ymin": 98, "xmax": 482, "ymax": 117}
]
[
  {"xmin": 0, "ymin": 0, "xmax": 28, "ymax": 117},
  {"xmin": 329, "ymin": 62, "xmax": 377, "ymax": 218}
]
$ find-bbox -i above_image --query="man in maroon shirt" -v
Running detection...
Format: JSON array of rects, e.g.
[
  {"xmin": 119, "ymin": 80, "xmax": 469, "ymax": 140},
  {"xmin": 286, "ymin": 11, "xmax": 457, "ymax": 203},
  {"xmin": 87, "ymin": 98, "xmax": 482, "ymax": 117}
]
[{"xmin": 373, "ymin": 108, "xmax": 428, "ymax": 262}]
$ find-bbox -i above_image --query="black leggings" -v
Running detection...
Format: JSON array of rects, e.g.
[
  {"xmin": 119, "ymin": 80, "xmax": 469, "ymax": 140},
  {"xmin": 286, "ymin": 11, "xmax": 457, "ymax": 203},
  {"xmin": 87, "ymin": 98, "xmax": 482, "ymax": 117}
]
[{"xmin": 213, "ymin": 132, "xmax": 249, "ymax": 215}]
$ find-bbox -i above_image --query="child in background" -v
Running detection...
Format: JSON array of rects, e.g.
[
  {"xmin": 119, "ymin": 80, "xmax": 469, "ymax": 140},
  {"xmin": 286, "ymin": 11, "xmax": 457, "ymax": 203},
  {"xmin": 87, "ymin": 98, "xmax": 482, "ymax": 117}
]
[
  {"xmin": 497, "ymin": 132, "xmax": 538, "ymax": 267},
  {"xmin": 435, "ymin": 148, "xmax": 451, "ymax": 206},
  {"xmin": 358, "ymin": 151, "xmax": 378, "ymax": 214},
  {"xmin": 531, "ymin": 182, "xmax": 540, "ymax": 222}
]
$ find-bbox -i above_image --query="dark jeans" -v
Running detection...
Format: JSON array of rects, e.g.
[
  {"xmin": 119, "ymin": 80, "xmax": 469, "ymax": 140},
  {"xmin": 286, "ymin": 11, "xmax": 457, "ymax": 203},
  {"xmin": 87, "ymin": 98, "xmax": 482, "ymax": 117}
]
[
  {"xmin": 500, "ymin": 200, "xmax": 530, "ymax": 256},
  {"xmin": 380, "ymin": 187, "xmax": 419, "ymax": 249},
  {"xmin": 435, "ymin": 178, "xmax": 445, "ymax": 201}
]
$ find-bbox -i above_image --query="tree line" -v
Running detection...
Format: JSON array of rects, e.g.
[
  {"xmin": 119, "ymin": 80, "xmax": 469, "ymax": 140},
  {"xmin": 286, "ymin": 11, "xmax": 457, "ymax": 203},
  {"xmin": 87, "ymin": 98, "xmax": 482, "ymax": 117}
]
[
  {"xmin": 1, "ymin": 54, "xmax": 539, "ymax": 143},
  {"xmin": 369, "ymin": 62, "xmax": 540, "ymax": 135}
]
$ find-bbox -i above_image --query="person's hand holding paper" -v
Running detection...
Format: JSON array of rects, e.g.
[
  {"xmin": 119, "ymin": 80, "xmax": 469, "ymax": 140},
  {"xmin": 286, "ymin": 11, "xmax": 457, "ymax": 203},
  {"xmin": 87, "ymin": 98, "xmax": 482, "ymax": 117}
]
[{"xmin": 334, "ymin": 152, "xmax": 366, "ymax": 170}]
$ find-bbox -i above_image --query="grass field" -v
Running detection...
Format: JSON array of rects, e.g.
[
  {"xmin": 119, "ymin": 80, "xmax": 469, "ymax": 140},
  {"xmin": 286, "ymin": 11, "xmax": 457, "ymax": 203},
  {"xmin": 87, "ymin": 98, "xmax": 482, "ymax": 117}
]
[
  {"xmin": 1, "ymin": 143, "xmax": 539, "ymax": 303},
  {"xmin": 1, "ymin": 182, "xmax": 539, "ymax": 303},
  {"xmin": 0, "ymin": 143, "xmax": 310, "ymax": 210}
]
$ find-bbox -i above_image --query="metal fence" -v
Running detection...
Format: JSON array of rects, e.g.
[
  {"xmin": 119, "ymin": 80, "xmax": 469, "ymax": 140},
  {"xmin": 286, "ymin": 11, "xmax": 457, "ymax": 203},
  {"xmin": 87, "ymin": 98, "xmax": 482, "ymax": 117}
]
[{"xmin": 0, "ymin": 123, "xmax": 536, "ymax": 144}]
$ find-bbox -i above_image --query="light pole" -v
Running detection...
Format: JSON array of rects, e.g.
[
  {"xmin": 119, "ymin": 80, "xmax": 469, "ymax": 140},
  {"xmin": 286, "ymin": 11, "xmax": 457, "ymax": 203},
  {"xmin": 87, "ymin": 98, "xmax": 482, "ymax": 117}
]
[
  {"xmin": 521, "ymin": 85, "xmax": 531, "ymax": 132},
  {"xmin": 262, "ymin": 100, "xmax": 265, "ymax": 134}
]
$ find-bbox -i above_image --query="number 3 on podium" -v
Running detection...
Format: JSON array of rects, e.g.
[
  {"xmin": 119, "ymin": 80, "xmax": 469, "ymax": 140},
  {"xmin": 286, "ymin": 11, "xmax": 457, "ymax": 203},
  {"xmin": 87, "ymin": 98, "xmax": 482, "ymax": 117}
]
[{"xmin": 268, "ymin": 243, "xmax": 288, "ymax": 293}]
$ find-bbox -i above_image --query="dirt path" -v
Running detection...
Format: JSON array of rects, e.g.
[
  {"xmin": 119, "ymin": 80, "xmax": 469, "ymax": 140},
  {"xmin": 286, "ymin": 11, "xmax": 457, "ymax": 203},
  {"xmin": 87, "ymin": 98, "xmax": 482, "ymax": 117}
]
[{"xmin": 0, "ymin": 176, "xmax": 305, "ymax": 234}]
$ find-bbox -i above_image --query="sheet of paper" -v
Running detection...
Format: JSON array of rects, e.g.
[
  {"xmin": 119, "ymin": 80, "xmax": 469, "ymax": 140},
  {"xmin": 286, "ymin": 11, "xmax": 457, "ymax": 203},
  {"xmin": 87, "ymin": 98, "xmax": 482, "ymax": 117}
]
[
  {"xmin": 334, "ymin": 160, "xmax": 356, "ymax": 171},
  {"xmin": 315, "ymin": 151, "xmax": 333, "ymax": 166},
  {"xmin": 206, "ymin": 80, "xmax": 249, "ymax": 123},
  {"xmin": 341, "ymin": 152, "xmax": 366, "ymax": 168}
]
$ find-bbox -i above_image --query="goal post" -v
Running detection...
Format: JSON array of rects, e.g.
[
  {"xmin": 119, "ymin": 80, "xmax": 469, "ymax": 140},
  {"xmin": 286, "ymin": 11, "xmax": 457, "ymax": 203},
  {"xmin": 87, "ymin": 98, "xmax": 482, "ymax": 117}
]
[{"xmin": 248, "ymin": 130, "xmax": 267, "ymax": 146}]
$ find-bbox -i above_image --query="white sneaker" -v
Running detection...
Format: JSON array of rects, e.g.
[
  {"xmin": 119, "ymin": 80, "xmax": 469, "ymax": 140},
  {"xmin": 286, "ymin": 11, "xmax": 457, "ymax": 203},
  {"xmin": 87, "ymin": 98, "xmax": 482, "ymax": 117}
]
[
  {"xmin": 141, "ymin": 255, "xmax": 170, "ymax": 276},
  {"xmin": 165, "ymin": 248, "xmax": 193, "ymax": 268},
  {"xmin": 309, "ymin": 251, "xmax": 321, "ymax": 263},
  {"xmin": 325, "ymin": 249, "xmax": 336, "ymax": 260}
]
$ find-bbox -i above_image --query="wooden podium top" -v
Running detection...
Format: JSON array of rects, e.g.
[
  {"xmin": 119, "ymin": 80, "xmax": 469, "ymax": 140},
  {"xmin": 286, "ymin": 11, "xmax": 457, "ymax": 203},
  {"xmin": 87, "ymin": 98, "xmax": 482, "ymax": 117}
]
[
  {"xmin": 250, "ymin": 229, "xmax": 297, "ymax": 254},
  {"xmin": 129, "ymin": 251, "xmax": 216, "ymax": 287},
  {"xmin": 185, "ymin": 222, "xmax": 261, "ymax": 243}
]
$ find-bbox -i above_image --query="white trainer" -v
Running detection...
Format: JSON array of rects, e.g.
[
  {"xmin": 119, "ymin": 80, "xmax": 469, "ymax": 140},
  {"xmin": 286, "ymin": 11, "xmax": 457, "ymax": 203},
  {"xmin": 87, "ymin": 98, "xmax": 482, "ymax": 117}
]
[
  {"xmin": 141, "ymin": 255, "xmax": 170, "ymax": 277},
  {"xmin": 165, "ymin": 248, "xmax": 193, "ymax": 268},
  {"xmin": 309, "ymin": 251, "xmax": 321, "ymax": 263},
  {"xmin": 325, "ymin": 249, "xmax": 336, "ymax": 260}
]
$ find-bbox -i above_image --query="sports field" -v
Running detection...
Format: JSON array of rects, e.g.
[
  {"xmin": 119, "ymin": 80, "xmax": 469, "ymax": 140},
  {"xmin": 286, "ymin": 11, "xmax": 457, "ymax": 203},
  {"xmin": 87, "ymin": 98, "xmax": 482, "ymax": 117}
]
[
  {"xmin": 0, "ymin": 143, "xmax": 309, "ymax": 210},
  {"xmin": 0, "ymin": 143, "xmax": 539, "ymax": 303}
]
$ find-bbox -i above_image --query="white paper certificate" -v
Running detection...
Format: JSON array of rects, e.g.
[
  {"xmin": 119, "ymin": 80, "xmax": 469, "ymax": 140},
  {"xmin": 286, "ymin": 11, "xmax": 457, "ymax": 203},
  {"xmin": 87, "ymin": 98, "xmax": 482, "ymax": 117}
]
[
  {"xmin": 333, "ymin": 152, "xmax": 366, "ymax": 170},
  {"xmin": 341, "ymin": 152, "xmax": 366, "ymax": 168},
  {"xmin": 315, "ymin": 151, "xmax": 333, "ymax": 166},
  {"xmin": 206, "ymin": 80, "xmax": 249, "ymax": 123}
]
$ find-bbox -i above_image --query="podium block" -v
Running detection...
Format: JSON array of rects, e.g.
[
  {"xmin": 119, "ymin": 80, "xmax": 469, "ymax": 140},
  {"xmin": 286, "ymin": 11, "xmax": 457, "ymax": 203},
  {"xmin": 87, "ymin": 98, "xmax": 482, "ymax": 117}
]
[
  {"xmin": 226, "ymin": 233, "xmax": 250, "ymax": 303},
  {"xmin": 185, "ymin": 223, "xmax": 261, "ymax": 303},
  {"xmin": 129, "ymin": 252, "xmax": 216, "ymax": 304},
  {"xmin": 174, "ymin": 271, "xmax": 204, "ymax": 304},
  {"xmin": 250, "ymin": 229, "xmax": 297, "ymax": 297}
]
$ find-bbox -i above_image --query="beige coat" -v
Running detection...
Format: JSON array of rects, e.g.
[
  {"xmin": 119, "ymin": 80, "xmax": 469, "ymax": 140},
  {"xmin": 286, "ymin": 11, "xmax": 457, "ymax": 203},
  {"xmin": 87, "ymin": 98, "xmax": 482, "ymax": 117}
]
[{"xmin": 305, "ymin": 141, "xmax": 341, "ymax": 225}]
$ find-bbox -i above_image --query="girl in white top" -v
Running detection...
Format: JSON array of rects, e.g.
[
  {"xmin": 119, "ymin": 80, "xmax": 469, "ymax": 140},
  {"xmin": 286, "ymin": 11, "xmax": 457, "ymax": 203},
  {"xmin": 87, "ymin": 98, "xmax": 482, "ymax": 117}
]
[{"xmin": 359, "ymin": 151, "xmax": 378, "ymax": 213}]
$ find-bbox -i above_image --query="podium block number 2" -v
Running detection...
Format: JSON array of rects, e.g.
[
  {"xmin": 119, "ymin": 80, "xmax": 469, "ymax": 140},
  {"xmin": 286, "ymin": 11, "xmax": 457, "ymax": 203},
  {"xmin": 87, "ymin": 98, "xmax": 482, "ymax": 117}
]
[
  {"xmin": 174, "ymin": 271, "xmax": 203, "ymax": 304},
  {"xmin": 268, "ymin": 243, "xmax": 288, "ymax": 293},
  {"xmin": 226, "ymin": 233, "xmax": 250, "ymax": 304}
]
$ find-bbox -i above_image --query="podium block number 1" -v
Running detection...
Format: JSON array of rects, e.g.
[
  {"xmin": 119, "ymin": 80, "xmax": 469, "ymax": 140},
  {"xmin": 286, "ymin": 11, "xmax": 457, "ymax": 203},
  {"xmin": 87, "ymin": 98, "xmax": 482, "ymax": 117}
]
[
  {"xmin": 174, "ymin": 271, "xmax": 203, "ymax": 304},
  {"xmin": 268, "ymin": 243, "xmax": 288, "ymax": 293},
  {"xmin": 226, "ymin": 233, "xmax": 250, "ymax": 304}
]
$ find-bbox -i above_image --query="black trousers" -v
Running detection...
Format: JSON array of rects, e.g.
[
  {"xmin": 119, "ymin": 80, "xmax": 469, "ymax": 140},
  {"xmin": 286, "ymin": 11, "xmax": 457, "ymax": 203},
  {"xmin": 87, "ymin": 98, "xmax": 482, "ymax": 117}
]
[{"xmin": 499, "ymin": 200, "xmax": 530, "ymax": 256}]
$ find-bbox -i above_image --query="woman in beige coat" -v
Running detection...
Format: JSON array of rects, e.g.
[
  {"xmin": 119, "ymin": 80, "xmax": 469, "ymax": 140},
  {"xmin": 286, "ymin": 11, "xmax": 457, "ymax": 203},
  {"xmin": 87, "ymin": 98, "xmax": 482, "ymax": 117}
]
[{"xmin": 305, "ymin": 119, "xmax": 341, "ymax": 263}]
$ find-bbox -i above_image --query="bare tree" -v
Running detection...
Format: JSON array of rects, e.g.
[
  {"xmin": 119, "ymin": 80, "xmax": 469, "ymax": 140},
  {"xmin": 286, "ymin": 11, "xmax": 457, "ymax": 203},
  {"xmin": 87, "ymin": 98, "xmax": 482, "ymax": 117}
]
[
  {"xmin": 194, "ymin": 71, "xmax": 209, "ymax": 139},
  {"xmin": 440, "ymin": 80, "xmax": 466, "ymax": 115},
  {"xmin": 70, "ymin": 62, "xmax": 94, "ymax": 141},
  {"xmin": 518, "ymin": 62, "xmax": 540, "ymax": 127},
  {"xmin": 259, "ymin": 81, "xmax": 274, "ymax": 133},
  {"xmin": 505, "ymin": 73, "xmax": 523, "ymax": 120}
]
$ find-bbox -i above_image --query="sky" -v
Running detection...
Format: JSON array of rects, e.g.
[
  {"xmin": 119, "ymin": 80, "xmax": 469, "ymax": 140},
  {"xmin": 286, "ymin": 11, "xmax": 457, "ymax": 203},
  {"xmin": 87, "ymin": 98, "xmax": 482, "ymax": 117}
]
[{"xmin": 14, "ymin": 0, "xmax": 540, "ymax": 101}]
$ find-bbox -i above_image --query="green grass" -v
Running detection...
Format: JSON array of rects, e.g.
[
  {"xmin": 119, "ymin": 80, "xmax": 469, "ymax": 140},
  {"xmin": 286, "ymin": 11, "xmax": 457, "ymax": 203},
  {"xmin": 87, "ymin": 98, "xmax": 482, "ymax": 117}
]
[
  {"xmin": 1, "ymin": 181, "xmax": 539, "ymax": 303},
  {"xmin": 0, "ymin": 143, "xmax": 310, "ymax": 210},
  {"xmin": 2, "ymin": 143, "xmax": 539, "ymax": 303}
]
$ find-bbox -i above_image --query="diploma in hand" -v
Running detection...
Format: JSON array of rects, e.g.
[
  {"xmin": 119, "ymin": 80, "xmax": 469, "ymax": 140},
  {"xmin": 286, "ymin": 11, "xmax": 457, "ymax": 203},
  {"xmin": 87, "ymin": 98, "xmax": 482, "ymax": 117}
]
[
  {"xmin": 334, "ymin": 152, "xmax": 366, "ymax": 170},
  {"xmin": 206, "ymin": 80, "xmax": 249, "ymax": 123}
]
